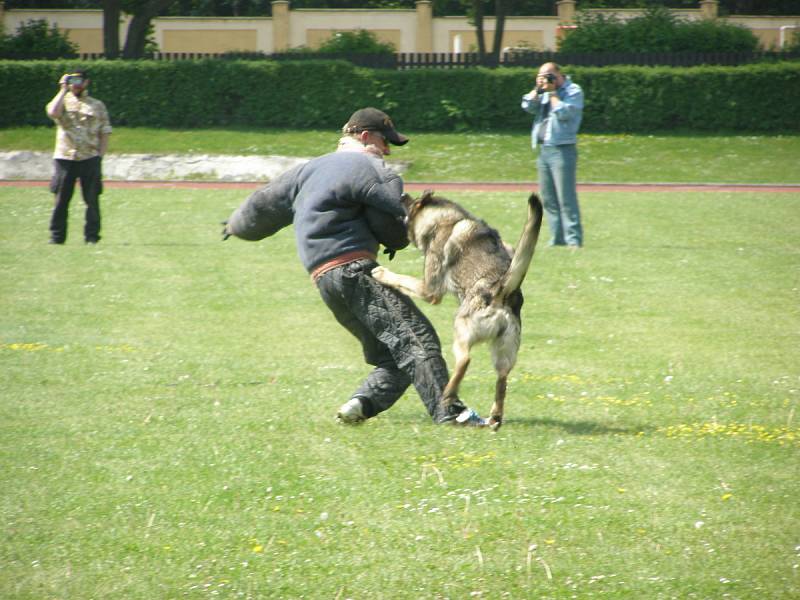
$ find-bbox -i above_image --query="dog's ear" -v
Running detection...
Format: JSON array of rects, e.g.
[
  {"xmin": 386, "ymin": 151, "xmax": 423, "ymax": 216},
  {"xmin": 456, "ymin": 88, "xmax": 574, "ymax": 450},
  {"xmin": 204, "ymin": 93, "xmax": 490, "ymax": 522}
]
[
  {"xmin": 420, "ymin": 189, "xmax": 436, "ymax": 205},
  {"xmin": 400, "ymin": 192, "xmax": 415, "ymax": 210}
]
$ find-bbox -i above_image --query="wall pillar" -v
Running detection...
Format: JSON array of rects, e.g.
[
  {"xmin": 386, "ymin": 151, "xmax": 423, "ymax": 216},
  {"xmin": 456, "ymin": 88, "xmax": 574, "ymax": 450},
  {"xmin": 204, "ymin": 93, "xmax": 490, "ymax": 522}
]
[
  {"xmin": 415, "ymin": 1, "xmax": 433, "ymax": 53},
  {"xmin": 556, "ymin": 0, "xmax": 576, "ymax": 24},
  {"xmin": 272, "ymin": 1, "xmax": 290, "ymax": 52},
  {"xmin": 700, "ymin": 0, "xmax": 719, "ymax": 19}
]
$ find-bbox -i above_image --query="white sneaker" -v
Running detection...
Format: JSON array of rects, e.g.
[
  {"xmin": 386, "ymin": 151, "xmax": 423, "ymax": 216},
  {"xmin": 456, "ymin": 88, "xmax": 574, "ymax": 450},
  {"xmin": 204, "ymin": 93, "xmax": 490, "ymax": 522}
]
[
  {"xmin": 337, "ymin": 398, "xmax": 365, "ymax": 424},
  {"xmin": 455, "ymin": 408, "xmax": 487, "ymax": 427}
]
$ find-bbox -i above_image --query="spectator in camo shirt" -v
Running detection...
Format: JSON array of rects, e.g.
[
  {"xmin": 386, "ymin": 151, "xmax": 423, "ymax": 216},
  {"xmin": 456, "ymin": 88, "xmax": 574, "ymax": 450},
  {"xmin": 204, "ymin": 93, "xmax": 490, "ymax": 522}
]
[{"xmin": 46, "ymin": 68, "xmax": 112, "ymax": 245}]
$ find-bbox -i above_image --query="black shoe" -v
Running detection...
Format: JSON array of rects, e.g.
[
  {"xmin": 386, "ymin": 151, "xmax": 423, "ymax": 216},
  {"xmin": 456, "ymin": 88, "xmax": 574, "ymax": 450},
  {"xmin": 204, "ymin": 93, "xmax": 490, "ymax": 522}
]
[
  {"xmin": 48, "ymin": 239, "xmax": 64, "ymax": 245},
  {"xmin": 85, "ymin": 238, "xmax": 100, "ymax": 245}
]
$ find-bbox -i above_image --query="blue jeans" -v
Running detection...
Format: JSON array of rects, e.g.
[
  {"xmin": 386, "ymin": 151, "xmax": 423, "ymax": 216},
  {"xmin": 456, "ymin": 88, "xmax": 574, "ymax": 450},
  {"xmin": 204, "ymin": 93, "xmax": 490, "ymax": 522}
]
[{"xmin": 537, "ymin": 144, "xmax": 583, "ymax": 247}]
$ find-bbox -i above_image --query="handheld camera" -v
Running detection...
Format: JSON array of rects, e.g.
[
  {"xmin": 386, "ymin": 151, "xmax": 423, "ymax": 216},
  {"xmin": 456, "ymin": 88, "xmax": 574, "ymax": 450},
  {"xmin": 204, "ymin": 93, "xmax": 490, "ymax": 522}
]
[{"xmin": 536, "ymin": 72, "xmax": 556, "ymax": 94}]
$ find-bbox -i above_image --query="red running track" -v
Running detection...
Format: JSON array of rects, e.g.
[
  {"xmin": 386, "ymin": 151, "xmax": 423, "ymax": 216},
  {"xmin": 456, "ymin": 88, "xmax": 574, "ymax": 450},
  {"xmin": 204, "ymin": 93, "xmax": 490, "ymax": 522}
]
[{"xmin": 1, "ymin": 180, "xmax": 798, "ymax": 193}]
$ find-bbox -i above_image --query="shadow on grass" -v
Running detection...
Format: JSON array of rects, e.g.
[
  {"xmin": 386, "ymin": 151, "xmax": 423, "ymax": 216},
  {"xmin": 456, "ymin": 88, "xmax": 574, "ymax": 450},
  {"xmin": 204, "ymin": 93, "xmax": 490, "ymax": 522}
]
[
  {"xmin": 114, "ymin": 242, "xmax": 211, "ymax": 247},
  {"xmin": 511, "ymin": 416, "xmax": 650, "ymax": 437},
  {"xmin": 383, "ymin": 413, "xmax": 651, "ymax": 437}
]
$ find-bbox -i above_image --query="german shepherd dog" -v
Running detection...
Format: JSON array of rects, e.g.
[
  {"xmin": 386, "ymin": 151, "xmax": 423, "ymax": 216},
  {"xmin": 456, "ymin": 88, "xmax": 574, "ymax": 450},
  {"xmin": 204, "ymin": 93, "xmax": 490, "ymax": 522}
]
[{"xmin": 371, "ymin": 190, "xmax": 543, "ymax": 430}]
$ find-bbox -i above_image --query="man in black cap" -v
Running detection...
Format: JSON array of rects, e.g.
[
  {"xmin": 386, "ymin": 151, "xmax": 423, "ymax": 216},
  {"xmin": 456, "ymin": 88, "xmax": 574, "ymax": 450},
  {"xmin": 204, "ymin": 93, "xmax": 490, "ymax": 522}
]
[
  {"xmin": 340, "ymin": 107, "xmax": 410, "ymax": 148},
  {"xmin": 314, "ymin": 108, "xmax": 486, "ymax": 425},
  {"xmin": 228, "ymin": 107, "xmax": 485, "ymax": 426}
]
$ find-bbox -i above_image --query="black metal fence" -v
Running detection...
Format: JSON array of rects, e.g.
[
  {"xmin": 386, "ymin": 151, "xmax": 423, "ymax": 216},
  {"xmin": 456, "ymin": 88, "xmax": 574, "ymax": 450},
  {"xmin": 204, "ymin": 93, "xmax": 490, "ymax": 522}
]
[{"xmin": 75, "ymin": 50, "xmax": 800, "ymax": 68}]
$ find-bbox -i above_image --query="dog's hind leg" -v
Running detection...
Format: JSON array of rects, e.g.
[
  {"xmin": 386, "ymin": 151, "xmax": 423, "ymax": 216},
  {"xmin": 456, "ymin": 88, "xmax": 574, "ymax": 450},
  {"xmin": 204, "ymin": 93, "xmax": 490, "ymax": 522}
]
[
  {"xmin": 489, "ymin": 372, "xmax": 508, "ymax": 431},
  {"xmin": 489, "ymin": 327, "xmax": 520, "ymax": 430},
  {"xmin": 442, "ymin": 323, "xmax": 472, "ymax": 403}
]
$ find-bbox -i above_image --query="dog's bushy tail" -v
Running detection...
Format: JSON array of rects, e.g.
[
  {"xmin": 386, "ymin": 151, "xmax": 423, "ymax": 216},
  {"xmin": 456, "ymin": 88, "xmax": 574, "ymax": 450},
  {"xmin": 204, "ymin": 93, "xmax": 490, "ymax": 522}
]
[{"xmin": 500, "ymin": 193, "xmax": 543, "ymax": 299}]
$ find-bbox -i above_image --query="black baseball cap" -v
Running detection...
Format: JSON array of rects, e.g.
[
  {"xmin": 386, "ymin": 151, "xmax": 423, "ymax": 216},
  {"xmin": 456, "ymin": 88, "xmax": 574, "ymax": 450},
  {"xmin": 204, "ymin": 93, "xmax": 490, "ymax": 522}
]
[{"xmin": 342, "ymin": 107, "xmax": 409, "ymax": 146}]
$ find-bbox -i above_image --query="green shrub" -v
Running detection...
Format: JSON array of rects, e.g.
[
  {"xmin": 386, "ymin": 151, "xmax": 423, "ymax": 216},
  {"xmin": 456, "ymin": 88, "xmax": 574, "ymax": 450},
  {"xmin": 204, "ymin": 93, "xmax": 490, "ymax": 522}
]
[
  {"xmin": 558, "ymin": 12, "xmax": 625, "ymax": 52},
  {"xmin": 316, "ymin": 29, "xmax": 396, "ymax": 54},
  {"xmin": 2, "ymin": 59, "xmax": 798, "ymax": 132},
  {"xmin": 560, "ymin": 6, "xmax": 759, "ymax": 53},
  {"xmin": 675, "ymin": 18, "xmax": 763, "ymax": 52},
  {"xmin": 276, "ymin": 29, "xmax": 397, "ymax": 56},
  {"xmin": 0, "ymin": 19, "xmax": 78, "ymax": 60}
]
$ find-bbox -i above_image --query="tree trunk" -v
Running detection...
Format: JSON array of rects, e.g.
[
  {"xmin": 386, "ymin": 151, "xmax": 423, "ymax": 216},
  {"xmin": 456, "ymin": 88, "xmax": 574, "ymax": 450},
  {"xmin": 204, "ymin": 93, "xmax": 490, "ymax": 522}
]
[
  {"xmin": 490, "ymin": 0, "xmax": 507, "ymax": 67},
  {"xmin": 101, "ymin": 0, "xmax": 121, "ymax": 58},
  {"xmin": 472, "ymin": 0, "xmax": 486, "ymax": 63},
  {"xmin": 122, "ymin": 0, "xmax": 176, "ymax": 59}
]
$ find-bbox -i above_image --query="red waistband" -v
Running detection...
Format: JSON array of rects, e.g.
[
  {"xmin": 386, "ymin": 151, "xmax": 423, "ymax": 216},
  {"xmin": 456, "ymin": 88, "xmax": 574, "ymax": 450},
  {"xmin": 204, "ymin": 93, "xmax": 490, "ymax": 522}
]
[{"xmin": 310, "ymin": 250, "xmax": 377, "ymax": 282}]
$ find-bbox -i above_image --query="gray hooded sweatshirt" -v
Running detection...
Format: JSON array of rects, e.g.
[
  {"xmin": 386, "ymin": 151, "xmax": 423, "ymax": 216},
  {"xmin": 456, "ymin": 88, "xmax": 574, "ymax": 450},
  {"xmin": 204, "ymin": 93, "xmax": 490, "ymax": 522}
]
[{"xmin": 290, "ymin": 150, "xmax": 408, "ymax": 273}]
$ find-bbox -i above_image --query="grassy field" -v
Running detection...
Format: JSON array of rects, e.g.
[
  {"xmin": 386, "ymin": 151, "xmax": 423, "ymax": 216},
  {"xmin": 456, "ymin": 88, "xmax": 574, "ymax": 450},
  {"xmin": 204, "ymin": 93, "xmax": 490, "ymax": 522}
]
[
  {"xmin": 2, "ymin": 126, "xmax": 800, "ymax": 184},
  {"xmin": 1, "ymin": 181, "xmax": 799, "ymax": 598}
]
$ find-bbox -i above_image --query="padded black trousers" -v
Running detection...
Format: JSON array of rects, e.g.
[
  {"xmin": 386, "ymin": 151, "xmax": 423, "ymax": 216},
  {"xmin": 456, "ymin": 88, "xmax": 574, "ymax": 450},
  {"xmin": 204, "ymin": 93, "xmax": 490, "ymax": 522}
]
[{"xmin": 315, "ymin": 258, "xmax": 465, "ymax": 423}]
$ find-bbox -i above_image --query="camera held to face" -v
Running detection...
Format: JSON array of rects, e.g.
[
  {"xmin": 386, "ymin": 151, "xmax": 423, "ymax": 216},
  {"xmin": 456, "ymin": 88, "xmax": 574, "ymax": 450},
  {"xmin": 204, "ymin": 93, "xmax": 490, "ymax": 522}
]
[
  {"xmin": 536, "ymin": 72, "xmax": 556, "ymax": 94},
  {"xmin": 66, "ymin": 75, "xmax": 84, "ymax": 86}
]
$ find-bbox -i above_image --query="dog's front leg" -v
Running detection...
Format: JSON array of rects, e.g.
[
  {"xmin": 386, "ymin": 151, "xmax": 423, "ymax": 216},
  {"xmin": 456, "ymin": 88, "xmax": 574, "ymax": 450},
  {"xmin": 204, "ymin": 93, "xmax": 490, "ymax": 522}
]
[{"xmin": 371, "ymin": 266, "xmax": 440, "ymax": 304}]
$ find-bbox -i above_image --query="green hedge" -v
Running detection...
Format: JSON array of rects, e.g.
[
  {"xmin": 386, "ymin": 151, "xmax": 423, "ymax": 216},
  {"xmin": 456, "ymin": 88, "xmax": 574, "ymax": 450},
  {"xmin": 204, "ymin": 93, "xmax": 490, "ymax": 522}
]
[{"xmin": 2, "ymin": 59, "xmax": 799, "ymax": 132}]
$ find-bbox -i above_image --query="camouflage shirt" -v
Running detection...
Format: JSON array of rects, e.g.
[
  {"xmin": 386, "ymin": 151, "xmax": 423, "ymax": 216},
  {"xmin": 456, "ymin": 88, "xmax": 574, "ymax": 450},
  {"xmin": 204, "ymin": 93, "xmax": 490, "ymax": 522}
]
[{"xmin": 48, "ymin": 92, "xmax": 112, "ymax": 161}]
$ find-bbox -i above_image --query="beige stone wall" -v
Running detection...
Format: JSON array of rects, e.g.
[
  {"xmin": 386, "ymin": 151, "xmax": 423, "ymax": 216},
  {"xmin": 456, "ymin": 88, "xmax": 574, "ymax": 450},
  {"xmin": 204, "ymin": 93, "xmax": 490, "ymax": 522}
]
[
  {"xmin": 154, "ymin": 18, "xmax": 270, "ymax": 53},
  {"xmin": 163, "ymin": 29, "xmax": 259, "ymax": 53},
  {"xmin": 446, "ymin": 29, "xmax": 546, "ymax": 53},
  {"xmin": 415, "ymin": 0, "xmax": 432, "ymax": 52},
  {"xmin": 60, "ymin": 27, "xmax": 104, "ymax": 53},
  {"xmin": 435, "ymin": 16, "xmax": 557, "ymax": 53},
  {"xmin": 290, "ymin": 9, "xmax": 417, "ymax": 51},
  {"xmin": 729, "ymin": 16, "xmax": 800, "ymax": 50},
  {"xmin": 4, "ymin": 6, "xmax": 798, "ymax": 54}
]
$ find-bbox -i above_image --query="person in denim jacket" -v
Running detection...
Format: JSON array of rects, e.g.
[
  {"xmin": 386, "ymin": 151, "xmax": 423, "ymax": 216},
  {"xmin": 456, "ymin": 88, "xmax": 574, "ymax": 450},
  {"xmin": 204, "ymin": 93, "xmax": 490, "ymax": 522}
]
[{"xmin": 521, "ymin": 63, "xmax": 584, "ymax": 248}]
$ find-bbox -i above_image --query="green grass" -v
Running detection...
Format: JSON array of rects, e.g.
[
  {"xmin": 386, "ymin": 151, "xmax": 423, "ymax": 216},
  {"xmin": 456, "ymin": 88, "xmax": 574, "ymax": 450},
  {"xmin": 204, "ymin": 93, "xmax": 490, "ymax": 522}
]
[
  {"xmin": 1, "ymin": 184, "xmax": 799, "ymax": 598},
  {"xmin": 3, "ymin": 126, "xmax": 800, "ymax": 184}
]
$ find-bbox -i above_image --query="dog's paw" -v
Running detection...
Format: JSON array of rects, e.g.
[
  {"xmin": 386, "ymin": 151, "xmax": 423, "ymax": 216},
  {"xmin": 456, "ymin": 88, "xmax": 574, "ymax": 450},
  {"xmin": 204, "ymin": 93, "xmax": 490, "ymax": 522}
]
[{"xmin": 371, "ymin": 266, "xmax": 389, "ymax": 283}]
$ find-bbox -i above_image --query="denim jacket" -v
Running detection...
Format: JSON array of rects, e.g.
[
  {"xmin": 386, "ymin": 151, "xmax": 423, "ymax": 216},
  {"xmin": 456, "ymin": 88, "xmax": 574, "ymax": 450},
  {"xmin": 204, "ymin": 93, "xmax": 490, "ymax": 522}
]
[{"xmin": 521, "ymin": 76, "xmax": 583, "ymax": 149}]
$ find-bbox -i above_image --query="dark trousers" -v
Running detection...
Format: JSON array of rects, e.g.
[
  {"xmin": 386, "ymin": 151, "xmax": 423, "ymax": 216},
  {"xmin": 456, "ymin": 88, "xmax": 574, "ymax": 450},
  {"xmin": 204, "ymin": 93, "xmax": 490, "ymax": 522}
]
[
  {"xmin": 315, "ymin": 259, "xmax": 466, "ymax": 423},
  {"xmin": 49, "ymin": 157, "xmax": 103, "ymax": 243}
]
